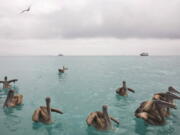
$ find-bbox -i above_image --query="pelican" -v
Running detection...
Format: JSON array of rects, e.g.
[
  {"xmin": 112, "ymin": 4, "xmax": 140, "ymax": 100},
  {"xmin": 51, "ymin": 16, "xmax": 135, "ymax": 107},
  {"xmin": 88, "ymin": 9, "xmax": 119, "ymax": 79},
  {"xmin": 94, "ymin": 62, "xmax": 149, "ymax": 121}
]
[
  {"xmin": 86, "ymin": 105, "xmax": 119, "ymax": 130},
  {"xmin": 20, "ymin": 5, "xmax": 31, "ymax": 14},
  {"xmin": 135, "ymin": 100, "xmax": 176, "ymax": 125},
  {"xmin": 0, "ymin": 76, "xmax": 18, "ymax": 89},
  {"xmin": 58, "ymin": 66, "xmax": 68, "ymax": 73},
  {"xmin": 3, "ymin": 90, "xmax": 23, "ymax": 108},
  {"xmin": 116, "ymin": 81, "xmax": 135, "ymax": 96},
  {"xmin": 32, "ymin": 97, "xmax": 63, "ymax": 124}
]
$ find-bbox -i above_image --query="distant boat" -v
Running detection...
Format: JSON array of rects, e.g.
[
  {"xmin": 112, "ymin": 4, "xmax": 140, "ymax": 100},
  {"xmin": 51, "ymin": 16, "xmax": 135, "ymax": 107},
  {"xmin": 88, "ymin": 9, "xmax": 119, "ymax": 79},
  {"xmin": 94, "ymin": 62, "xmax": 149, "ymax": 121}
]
[
  {"xmin": 140, "ymin": 52, "xmax": 149, "ymax": 56},
  {"xmin": 58, "ymin": 54, "xmax": 63, "ymax": 56}
]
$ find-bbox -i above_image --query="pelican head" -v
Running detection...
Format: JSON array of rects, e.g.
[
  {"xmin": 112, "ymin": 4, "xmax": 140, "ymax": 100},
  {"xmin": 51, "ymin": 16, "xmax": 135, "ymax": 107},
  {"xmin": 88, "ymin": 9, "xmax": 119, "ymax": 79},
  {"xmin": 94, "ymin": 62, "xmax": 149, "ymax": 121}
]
[
  {"xmin": 4, "ymin": 76, "xmax": 7, "ymax": 81},
  {"xmin": 46, "ymin": 97, "xmax": 51, "ymax": 108},
  {"xmin": 122, "ymin": 81, "xmax": 127, "ymax": 89},
  {"xmin": 46, "ymin": 97, "xmax": 51, "ymax": 117},
  {"xmin": 166, "ymin": 92, "xmax": 180, "ymax": 100},
  {"xmin": 102, "ymin": 105, "xmax": 108, "ymax": 114},
  {"xmin": 46, "ymin": 97, "xmax": 51, "ymax": 103},
  {"xmin": 168, "ymin": 86, "xmax": 180, "ymax": 94}
]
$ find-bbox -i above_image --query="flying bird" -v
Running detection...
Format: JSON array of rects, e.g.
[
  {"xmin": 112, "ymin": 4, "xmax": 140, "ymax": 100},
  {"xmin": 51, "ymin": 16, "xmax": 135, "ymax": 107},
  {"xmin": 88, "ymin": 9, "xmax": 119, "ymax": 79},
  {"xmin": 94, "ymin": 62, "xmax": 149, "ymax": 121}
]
[{"xmin": 20, "ymin": 5, "xmax": 31, "ymax": 14}]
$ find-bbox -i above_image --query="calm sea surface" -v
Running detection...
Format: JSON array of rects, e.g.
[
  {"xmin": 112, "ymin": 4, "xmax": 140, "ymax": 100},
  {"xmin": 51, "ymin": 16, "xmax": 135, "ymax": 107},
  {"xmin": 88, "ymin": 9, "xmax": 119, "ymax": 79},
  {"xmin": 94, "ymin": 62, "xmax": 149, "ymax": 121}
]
[{"xmin": 0, "ymin": 56, "xmax": 180, "ymax": 135}]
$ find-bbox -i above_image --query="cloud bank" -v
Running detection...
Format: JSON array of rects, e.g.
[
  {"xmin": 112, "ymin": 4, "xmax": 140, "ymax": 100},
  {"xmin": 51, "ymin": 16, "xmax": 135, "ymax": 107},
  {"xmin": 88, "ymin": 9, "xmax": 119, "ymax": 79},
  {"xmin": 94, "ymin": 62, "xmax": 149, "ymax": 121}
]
[{"xmin": 0, "ymin": 0, "xmax": 180, "ymax": 39}]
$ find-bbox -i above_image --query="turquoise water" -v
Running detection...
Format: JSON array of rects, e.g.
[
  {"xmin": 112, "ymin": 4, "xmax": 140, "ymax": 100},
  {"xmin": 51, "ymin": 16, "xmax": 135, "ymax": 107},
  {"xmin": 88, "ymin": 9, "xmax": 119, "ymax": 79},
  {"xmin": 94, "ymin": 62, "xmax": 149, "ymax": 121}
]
[{"xmin": 0, "ymin": 56, "xmax": 180, "ymax": 135}]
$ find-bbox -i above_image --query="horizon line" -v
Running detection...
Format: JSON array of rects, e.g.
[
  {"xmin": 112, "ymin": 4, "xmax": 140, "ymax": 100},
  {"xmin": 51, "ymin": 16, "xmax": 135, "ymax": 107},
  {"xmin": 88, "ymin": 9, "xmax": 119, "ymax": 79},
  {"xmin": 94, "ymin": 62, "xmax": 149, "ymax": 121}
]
[{"xmin": 0, "ymin": 54, "xmax": 180, "ymax": 57}]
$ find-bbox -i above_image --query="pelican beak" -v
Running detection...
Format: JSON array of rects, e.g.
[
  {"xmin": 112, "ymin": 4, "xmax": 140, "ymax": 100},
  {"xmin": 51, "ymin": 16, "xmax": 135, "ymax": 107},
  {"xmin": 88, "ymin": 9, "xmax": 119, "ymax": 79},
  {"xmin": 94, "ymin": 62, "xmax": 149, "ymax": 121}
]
[
  {"xmin": 46, "ymin": 97, "xmax": 51, "ymax": 103},
  {"xmin": 168, "ymin": 86, "xmax": 180, "ymax": 94},
  {"xmin": 155, "ymin": 100, "xmax": 176, "ymax": 109},
  {"xmin": 102, "ymin": 105, "xmax": 108, "ymax": 113},
  {"xmin": 166, "ymin": 92, "xmax": 180, "ymax": 100}
]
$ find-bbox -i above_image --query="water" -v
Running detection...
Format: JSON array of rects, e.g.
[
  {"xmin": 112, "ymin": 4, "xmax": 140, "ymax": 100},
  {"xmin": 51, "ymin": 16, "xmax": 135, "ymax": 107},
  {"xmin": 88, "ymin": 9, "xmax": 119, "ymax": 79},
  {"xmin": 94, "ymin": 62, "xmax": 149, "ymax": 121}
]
[{"xmin": 0, "ymin": 56, "xmax": 180, "ymax": 135}]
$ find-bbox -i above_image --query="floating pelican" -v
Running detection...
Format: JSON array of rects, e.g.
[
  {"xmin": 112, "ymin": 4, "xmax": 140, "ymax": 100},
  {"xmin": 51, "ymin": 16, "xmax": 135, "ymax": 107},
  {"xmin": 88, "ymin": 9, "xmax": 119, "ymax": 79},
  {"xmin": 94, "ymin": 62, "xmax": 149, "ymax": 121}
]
[
  {"xmin": 116, "ymin": 81, "xmax": 135, "ymax": 96},
  {"xmin": 58, "ymin": 66, "xmax": 68, "ymax": 73},
  {"xmin": 32, "ymin": 97, "xmax": 63, "ymax": 124},
  {"xmin": 0, "ymin": 76, "xmax": 18, "ymax": 89},
  {"xmin": 3, "ymin": 90, "xmax": 23, "ymax": 108},
  {"xmin": 135, "ymin": 100, "xmax": 176, "ymax": 125},
  {"xmin": 86, "ymin": 105, "xmax": 119, "ymax": 130}
]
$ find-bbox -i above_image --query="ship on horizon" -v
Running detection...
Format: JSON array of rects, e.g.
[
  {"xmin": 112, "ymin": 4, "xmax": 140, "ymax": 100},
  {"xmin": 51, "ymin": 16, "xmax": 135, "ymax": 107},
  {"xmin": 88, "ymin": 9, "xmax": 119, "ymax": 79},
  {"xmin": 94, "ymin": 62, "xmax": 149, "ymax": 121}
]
[
  {"xmin": 58, "ymin": 54, "xmax": 64, "ymax": 56},
  {"xmin": 140, "ymin": 52, "xmax": 149, "ymax": 56}
]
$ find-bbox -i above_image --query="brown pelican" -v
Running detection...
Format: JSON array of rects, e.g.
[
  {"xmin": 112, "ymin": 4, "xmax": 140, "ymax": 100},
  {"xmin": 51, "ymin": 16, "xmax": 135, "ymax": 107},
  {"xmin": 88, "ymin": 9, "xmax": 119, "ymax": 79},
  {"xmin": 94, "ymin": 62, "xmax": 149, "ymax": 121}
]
[
  {"xmin": 3, "ymin": 90, "xmax": 23, "ymax": 108},
  {"xmin": 86, "ymin": 105, "xmax": 119, "ymax": 130},
  {"xmin": 58, "ymin": 66, "xmax": 68, "ymax": 73},
  {"xmin": 116, "ymin": 81, "xmax": 135, "ymax": 96},
  {"xmin": 20, "ymin": 5, "xmax": 31, "ymax": 14},
  {"xmin": 135, "ymin": 100, "xmax": 176, "ymax": 125},
  {"xmin": 0, "ymin": 76, "xmax": 18, "ymax": 89},
  {"xmin": 32, "ymin": 97, "xmax": 63, "ymax": 124}
]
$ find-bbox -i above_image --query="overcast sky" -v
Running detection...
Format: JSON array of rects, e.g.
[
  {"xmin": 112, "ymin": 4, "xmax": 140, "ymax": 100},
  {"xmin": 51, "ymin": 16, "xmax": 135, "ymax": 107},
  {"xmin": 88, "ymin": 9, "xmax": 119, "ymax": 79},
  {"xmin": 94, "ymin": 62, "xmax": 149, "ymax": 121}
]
[{"xmin": 0, "ymin": 0, "xmax": 180, "ymax": 55}]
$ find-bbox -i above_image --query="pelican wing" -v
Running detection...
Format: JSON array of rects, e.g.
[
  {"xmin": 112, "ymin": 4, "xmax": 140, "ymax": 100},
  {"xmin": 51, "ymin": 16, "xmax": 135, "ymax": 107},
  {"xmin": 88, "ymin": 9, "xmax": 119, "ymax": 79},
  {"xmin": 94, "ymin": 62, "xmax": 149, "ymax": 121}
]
[
  {"xmin": 8, "ymin": 79, "xmax": 18, "ymax": 83},
  {"xmin": 51, "ymin": 108, "xmax": 63, "ymax": 114},
  {"xmin": 20, "ymin": 10, "xmax": 27, "ymax": 14},
  {"xmin": 20, "ymin": 6, "xmax": 31, "ymax": 14},
  {"xmin": 128, "ymin": 88, "xmax": 135, "ymax": 93},
  {"xmin": 3, "ymin": 98, "xmax": 9, "ymax": 108},
  {"xmin": 27, "ymin": 6, "xmax": 31, "ymax": 11},
  {"xmin": 40, "ymin": 106, "xmax": 48, "ymax": 116},
  {"xmin": 0, "ymin": 81, "xmax": 4, "ymax": 83},
  {"xmin": 39, "ymin": 107, "xmax": 50, "ymax": 121},
  {"xmin": 147, "ymin": 113, "xmax": 159, "ymax": 120},
  {"xmin": 152, "ymin": 93, "xmax": 161, "ymax": 100},
  {"xmin": 15, "ymin": 94, "xmax": 23, "ymax": 104},
  {"xmin": 116, "ymin": 88, "xmax": 121, "ymax": 93},
  {"xmin": 110, "ymin": 117, "xmax": 119, "ymax": 124},
  {"xmin": 154, "ymin": 92, "xmax": 165, "ymax": 96},
  {"xmin": 32, "ymin": 108, "xmax": 41, "ymax": 122},
  {"xmin": 115, "ymin": 88, "xmax": 119, "ymax": 93},
  {"xmin": 137, "ymin": 112, "xmax": 149, "ymax": 120},
  {"xmin": 155, "ymin": 100, "xmax": 176, "ymax": 109},
  {"xmin": 86, "ymin": 112, "xmax": 97, "ymax": 125}
]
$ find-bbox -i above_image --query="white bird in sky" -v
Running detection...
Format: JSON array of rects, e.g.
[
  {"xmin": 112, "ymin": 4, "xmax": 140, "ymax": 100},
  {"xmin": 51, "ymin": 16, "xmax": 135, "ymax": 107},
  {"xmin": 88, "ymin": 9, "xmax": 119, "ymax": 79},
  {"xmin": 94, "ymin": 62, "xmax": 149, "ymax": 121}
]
[{"xmin": 20, "ymin": 5, "xmax": 31, "ymax": 14}]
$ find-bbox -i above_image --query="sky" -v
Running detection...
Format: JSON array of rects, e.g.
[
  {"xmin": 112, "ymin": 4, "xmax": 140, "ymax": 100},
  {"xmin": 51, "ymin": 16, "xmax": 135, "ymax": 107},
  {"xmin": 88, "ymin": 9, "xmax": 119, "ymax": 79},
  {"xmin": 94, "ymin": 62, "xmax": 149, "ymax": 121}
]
[{"xmin": 0, "ymin": 0, "xmax": 180, "ymax": 56}]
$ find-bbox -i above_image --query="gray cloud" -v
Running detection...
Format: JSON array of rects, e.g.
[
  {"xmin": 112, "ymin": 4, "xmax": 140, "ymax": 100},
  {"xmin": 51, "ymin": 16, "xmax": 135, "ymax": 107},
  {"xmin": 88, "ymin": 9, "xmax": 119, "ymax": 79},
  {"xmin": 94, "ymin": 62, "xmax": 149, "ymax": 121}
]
[{"xmin": 0, "ymin": 0, "xmax": 180, "ymax": 39}]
